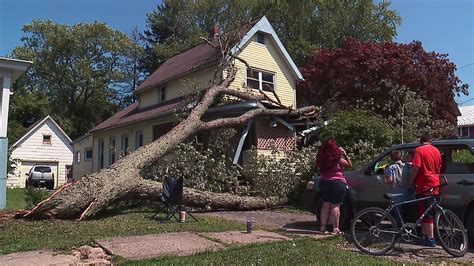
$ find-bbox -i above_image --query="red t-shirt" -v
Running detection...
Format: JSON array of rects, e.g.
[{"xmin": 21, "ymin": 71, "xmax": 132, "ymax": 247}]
[{"xmin": 412, "ymin": 144, "xmax": 442, "ymax": 195}]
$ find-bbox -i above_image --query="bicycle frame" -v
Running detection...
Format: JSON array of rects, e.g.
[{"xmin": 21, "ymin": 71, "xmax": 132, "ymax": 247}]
[{"xmin": 370, "ymin": 194, "xmax": 444, "ymax": 238}]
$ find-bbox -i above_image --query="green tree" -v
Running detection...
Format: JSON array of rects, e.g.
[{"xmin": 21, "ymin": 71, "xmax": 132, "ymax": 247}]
[
  {"xmin": 143, "ymin": 0, "xmax": 401, "ymax": 72},
  {"xmin": 12, "ymin": 20, "xmax": 142, "ymax": 139},
  {"xmin": 319, "ymin": 110, "xmax": 393, "ymax": 149},
  {"xmin": 7, "ymin": 77, "xmax": 51, "ymax": 145}
]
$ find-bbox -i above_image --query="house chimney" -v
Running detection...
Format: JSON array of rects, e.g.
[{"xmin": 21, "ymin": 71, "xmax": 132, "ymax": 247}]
[{"xmin": 209, "ymin": 26, "xmax": 220, "ymax": 39}]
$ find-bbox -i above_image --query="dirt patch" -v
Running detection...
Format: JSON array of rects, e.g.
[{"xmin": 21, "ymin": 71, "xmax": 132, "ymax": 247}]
[
  {"xmin": 96, "ymin": 232, "xmax": 225, "ymax": 259},
  {"xmin": 202, "ymin": 210, "xmax": 316, "ymax": 229},
  {"xmin": 0, "ymin": 245, "xmax": 111, "ymax": 265},
  {"xmin": 339, "ymin": 237, "xmax": 474, "ymax": 264},
  {"xmin": 202, "ymin": 230, "xmax": 290, "ymax": 245}
]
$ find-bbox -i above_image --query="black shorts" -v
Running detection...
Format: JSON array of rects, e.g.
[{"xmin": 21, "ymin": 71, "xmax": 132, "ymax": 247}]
[{"xmin": 319, "ymin": 179, "xmax": 348, "ymax": 204}]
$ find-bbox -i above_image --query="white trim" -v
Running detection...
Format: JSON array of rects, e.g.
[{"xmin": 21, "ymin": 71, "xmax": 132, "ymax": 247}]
[
  {"xmin": 11, "ymin": 115, "xmax": 72, "ymax": 148},
  {"xmin": 230, "ymin": 16, "xmax": 304, "ymax": 80}
]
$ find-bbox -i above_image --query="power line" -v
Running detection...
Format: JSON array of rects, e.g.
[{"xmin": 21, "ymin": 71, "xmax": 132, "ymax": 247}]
[{"xmin": 458, "ymin": 63, "xmax": 474, "ymax": 70}]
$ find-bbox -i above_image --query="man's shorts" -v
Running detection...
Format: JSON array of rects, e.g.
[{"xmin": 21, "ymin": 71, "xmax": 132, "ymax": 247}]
[
  {"xmin": 319, "ymin": 179, "xmax": 348, "ymax": 204},
  {"xmin": 416, "ymin": 194, "xmax": 439, "ymax": 224}
]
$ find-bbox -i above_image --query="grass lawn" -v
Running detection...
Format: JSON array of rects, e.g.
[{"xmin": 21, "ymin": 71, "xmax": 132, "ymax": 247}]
[
  {"xmin": 0, "ymin": 211, "xmax": 244, "ymax": 254},
  {"xmin": 5, "ymin": 188, "xmax": 27, "ymax": 210},
  {"xmin": 116, "ymin": 237, "xmax": 403, "ymax": 265}
]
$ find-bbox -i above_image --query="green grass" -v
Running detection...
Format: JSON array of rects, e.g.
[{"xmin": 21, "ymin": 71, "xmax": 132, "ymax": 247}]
[
  {"xmin": 5, "ymin": 188, "xmax": 27, "ymax": 210},
  {"xmin": 0, "ymin": 211, "xmax": 243, "ymax": 254},
  {"xmin": 115, "ymin": 237, "xmax": 405, "ymax": 265}
]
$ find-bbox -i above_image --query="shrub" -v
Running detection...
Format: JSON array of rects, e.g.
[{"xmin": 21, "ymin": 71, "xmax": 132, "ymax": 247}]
[
  {"xmin": 25, "ymin": 187, "xmax": 50, "ymax": 208},
  {"xmin": 319, "ymin": 110, "xmax": 394, "ymax": 149}
]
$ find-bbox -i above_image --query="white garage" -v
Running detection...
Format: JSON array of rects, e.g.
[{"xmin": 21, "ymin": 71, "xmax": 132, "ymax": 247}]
[{"xmin": 7, "ymin": 116, "xmax": 72, "ymax": 189}]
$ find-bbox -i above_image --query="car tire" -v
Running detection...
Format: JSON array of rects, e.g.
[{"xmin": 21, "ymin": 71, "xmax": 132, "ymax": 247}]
[
  {"xmin": 467, "ymin": 209, "xmax": 474, "ymax": 245},
  {"xmin": 316, "ymin": 198, "xmax": 352, "ymax": 231}
]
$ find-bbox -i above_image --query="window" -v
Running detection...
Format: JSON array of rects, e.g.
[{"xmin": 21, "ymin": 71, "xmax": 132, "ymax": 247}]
[
  {"xmin": 459, "ymin": 127, "xmax": 469, "ymax": 137},
  {"xmin": 153, "ymin": 123, "xmax": 173, "ymax": 141},
  {"xmin": 75, "ymin": 151, "xmax": 81, "ymax": 163},
  {"xmin": 85, "ymin": 148, "xmax": 93, "ymax": 161},
  {"xmin": 98, "ymin": 139, "xmax": 104, "ymax": 169},
  {"xmin": 246, "ymin": 68, "xmax": 275, "ymax": 92},
  {"xmin": 43, "ymin": 134, "xmax": 52, "ymax": 145},
  {"xmin": 121, "ymin": 133, "xmax": 129, "ymax": 156},
  {"xmin": 440, "ymin": 146, "xmax": 474, "ymax": 174},
  {"xmin": 256, "ymin": 32, "xmax": 265, "ymax": 44},
  {"xmin": 158, "ymin": 87, "xmax": 166, "ymax": 102},
  {"xmin": 109, "ymin": 137, "xmax": 116, "ymax": 165},
  {"xmin": 135, "ymin": 130, "xmax": 143, "ymax": 149}
]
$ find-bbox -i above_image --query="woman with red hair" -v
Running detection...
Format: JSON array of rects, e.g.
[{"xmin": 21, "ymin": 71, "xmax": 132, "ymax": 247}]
[{"xmin": 316, "ymin": 139, "xmax": 352, "ymax": 234}]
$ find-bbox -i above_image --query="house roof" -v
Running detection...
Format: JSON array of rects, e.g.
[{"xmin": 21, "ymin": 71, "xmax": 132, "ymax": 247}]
[
  {"xmin": 135, "ymin": 15, "xmax": 303, "ymax": 94},
  {"xmin": 89, "ymin": 97, "xmax": 187, "ymax": 133},
  {"xmin": 457, "ymin": 105, "xmax": 474, "ymax": 126},
  {"xmin": 11, "ymin": 115, "xmax": 72, "ymax": 149}
]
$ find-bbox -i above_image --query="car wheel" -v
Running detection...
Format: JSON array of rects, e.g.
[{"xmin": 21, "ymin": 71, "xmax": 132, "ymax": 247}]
[
  {"xmin": 316, "ymin": 198, "xmax": 352, "ymax": 231},
  {"xmin": 467, "ymin": 209, "xmax": 474, "ymax": 245}
]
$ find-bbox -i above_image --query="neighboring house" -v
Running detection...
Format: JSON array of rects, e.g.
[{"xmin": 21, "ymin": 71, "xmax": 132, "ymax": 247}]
[
  {"xmin": 457, "ymin": 105, "xmax": 474, "ymax": 137},
  {"xmin": 7, "ymin": 115, "xmax": 73, "ymax": 188},
  {"xmin": 72, "ymin": 16, "xmax": 304, "ymax": 179}
]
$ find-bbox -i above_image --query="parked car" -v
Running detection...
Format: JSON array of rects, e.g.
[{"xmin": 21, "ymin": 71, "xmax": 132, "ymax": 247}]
[
  {"xmin": 304, "ymin": 138, "xmax": 474, "ymax": 243},
  {"xmin": 25, "ymin": 164, "xmax": 54, "ymax": 189}
]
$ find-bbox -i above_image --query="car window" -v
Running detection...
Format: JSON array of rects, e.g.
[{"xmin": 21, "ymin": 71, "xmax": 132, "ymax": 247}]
[
  {"xmin": 34, "ymin": 166, "xmax": 52, "ymax": 173},
  {"xmin": 440, "ymin": 146, "xmax": 474, "ymax": 175},
  {"xmin": 369, "ymin": 149, "xmax": 414, "ymax": 175}
]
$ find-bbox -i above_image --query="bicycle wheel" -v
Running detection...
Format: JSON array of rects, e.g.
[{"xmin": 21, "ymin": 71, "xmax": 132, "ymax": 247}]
[
  {"xmin": 351, "ymin": 207, "xmax": 398, "ymax": 255},
  {"xmin": 435, "ymin": 209, "xmax": 468, "ymax": 257}
]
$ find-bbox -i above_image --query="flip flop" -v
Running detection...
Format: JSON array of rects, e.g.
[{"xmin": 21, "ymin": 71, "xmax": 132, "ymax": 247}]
[{"xmin": 331, "ymin": 229, "xmax": 344, "ymax": 235}]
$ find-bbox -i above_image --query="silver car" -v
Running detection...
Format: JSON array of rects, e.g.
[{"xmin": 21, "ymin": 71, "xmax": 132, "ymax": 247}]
[
  {"xmin": 25, "ymin": 164, "xmax": 55, "ymax": 189},
  {"xmin": 304, "ymin": 139, "xmax": 474, "ymax": 243}
]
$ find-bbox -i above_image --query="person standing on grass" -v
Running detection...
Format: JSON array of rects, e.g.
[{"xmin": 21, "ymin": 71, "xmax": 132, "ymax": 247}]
[
  {"xmin": 411, "ymin": 133, "xmax": 442, "ymax": 247},
  {"xmin": 316, "ymin": 139, "xmax": 352, "ymax": 235}
]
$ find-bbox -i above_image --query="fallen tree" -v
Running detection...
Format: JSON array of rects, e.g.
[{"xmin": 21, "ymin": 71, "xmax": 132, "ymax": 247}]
[{"xmin": 24, "ymin": 36, "xmax": 317, "ymax": 220}]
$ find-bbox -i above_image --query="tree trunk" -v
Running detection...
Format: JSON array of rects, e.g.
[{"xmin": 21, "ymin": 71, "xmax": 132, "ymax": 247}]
[{"xmin": 25, "ymin": 66, "xmax": 317, "ymax": 220}]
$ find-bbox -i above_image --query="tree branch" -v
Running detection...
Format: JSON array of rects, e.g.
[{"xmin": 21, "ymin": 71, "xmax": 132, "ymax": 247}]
[{"xmin": 200, "ymin": 106, "xmax": 317, "ymax": 131}]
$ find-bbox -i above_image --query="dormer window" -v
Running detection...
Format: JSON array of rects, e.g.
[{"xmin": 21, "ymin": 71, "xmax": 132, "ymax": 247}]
[
  {"xmin": 43, "ymin": 134, "xmax": 52, "ymax": 145},
  {"xmin": 247, "ymin": 68, "xmax": 275, "ymax": 92},
  {"xmin": 158, "ymin": 87, "xmax": 166, "ymax": 102},
  {"xmin": 256, "ymin": 32, "xmax": 265, "ymax": 44}
]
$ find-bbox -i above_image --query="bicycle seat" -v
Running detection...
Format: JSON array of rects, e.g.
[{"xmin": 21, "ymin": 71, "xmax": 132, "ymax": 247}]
[{"xmin": 383, "ymin": 193, "xmax": 403, "ymax": 200}]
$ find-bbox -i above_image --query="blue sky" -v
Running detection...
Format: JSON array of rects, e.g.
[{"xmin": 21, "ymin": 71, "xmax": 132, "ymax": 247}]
[{"xmin": 1, "ymin": 0, "xmax": 472, "ymax": 104}]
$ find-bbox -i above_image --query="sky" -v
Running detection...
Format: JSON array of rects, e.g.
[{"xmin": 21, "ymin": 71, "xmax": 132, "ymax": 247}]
[{"xmin": 0, "ymin": 0, "xmax": 473, "ymax": 104}]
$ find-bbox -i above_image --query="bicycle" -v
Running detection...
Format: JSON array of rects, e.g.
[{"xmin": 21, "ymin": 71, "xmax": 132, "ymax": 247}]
[{"xmin": 350, "ymin": 176, "xmax": 468, "ymax": 257}]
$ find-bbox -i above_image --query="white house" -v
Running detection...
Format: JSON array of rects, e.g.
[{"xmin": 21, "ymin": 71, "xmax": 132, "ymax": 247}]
[{"xmin": 7, "ymin": 115, "xmax": 73, "ymax": 188}]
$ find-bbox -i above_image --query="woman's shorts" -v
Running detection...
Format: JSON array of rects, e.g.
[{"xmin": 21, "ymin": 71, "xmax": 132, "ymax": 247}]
[{"xmin": 319, "ymin": 179, "xmax": 348, "ymax": 204}]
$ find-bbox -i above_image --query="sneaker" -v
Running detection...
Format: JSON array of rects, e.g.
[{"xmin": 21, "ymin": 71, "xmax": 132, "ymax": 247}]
[{"xmin": 424, "ymin": 237, "xmax": 436, "ymax": 247}]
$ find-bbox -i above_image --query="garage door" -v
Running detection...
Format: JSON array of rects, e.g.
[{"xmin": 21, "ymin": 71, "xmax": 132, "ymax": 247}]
[{"xmin": 20, "ymin": 161, "xmax": 59, "ymax": 188}]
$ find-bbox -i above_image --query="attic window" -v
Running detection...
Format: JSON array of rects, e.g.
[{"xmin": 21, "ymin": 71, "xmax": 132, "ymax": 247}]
[
  {"xmin": 256, "ymin": 33, "xmax": 265, "ymax": 44},
  {"xmin": 43, "ymin": 134, "xmax": 52, "ymax": 145},
  {"xmin": 247, "ymin": 68, "xmax": 275, "ymax": 92}
]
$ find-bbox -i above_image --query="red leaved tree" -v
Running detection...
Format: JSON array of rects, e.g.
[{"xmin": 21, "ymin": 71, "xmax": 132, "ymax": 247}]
[{"xmin": 298, "ymin": 38, "xmax": 468, "ymax": 129}]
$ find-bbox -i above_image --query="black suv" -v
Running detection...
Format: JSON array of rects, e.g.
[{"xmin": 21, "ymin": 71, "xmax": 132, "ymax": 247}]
[{"xmin": 304, "ymin": 139, "xmax": 474, "ymax": 243}]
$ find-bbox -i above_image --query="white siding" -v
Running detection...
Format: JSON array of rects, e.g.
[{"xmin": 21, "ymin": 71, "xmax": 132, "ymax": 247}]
[{"xmin": 7, "ymin": 119, "xmax": 73, "ymax": 188}]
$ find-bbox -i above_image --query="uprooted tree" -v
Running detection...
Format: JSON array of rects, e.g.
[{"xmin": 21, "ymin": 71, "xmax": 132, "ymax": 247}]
[{"xmin": 24, "ymin": 33, "xmax": 317, "ymax": 220}]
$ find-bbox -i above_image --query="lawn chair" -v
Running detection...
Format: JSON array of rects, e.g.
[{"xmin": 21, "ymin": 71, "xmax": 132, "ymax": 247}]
[{"xmin": 151, "ymin": 175, "xmax": 198, "ymax": 223}]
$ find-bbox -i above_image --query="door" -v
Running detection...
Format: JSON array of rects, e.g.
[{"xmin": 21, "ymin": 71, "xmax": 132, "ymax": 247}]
[
  {"xmin": 355, "ymin": 152, "xmax": 395, "ymax": 209},
  {"xmin": 436, "ymin": 145, "xmax": 474, "ymax": 217},
  {"xmin": 65, "ymin": 165, "xmax": 73, "ymax": 182}
]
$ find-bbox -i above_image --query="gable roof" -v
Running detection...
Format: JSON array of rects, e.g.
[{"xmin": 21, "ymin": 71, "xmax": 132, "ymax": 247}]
[
  {"xmin": 89, "ymin": 97, "xmax": 187, "ymax": 133},
  {"xmin": 11, "ymin": 115, "xmax": 72, "ymax": 149},
  {"xmin": 457, "ymin": 105, "xmax": 474, "ymax": 126},
  {"xmin": 135, "ymin": 15, "xmax": 303, "ymax": 94}
]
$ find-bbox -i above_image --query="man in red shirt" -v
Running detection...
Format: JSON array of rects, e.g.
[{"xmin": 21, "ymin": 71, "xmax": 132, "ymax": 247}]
[{"xmin": 411, "ymin": 133, "xmax": 442, "ymax": 247}]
